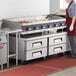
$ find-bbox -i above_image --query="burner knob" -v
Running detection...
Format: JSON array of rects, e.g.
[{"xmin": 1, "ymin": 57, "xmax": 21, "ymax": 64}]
[
  {"xmin": 34, "ymin": 27, "xmax": 39, "ymax": 30},
  {"xmin": 28, "ymin": 28, "xmax": 32, "ymax": 31},
  {"xmin": 43, "ymin": 26, "xmax": 46, "ymax": 29},
  {"xmin": 58, "ymin": 23, "xmax": 65, "ymax": 26},
  {"xmin": 41, "ymin": 26, "xmax": 43, "ymax": 29},
  {"xmin": 61, "ymin": 23, "xmax": 65, "ymax": 26},
  {"xmin": 56, "ymin": 24, "xmax": 59, "ymax": 27},
  {"xmin": 34, "ymin": 26, "xmax": 39, "ymax": 30},
  {"xmin": 33, "ymin": 27, "xmax": 36, "ymax": 30},
  {"xmin": 25, "ymin": 27, "xmax": 29, "ymax": 31},
  {"xmin": 49, "ymin": 24, "xmax": 52, "ymax": 28},
  {"xmin": 56, "ymin": 23, "xmax": 62, "ymax": 27},
  {"xmin": 47, "ymin": 24, "xmax": 50, "ymax": 28},
  {"xmin": 41, "ymin": 26, "xmax": 46, "ymax": 29},
  {"xmin": 53, "ymin": 24, "xmax": 56, "ymax": 27},
  {"xmin": 49, "ymin": 24, "xmax": 55, "ymax": 28},
  {"xmin": 36, "ymin": 27, "xmax": 39, "ymax": 30}
]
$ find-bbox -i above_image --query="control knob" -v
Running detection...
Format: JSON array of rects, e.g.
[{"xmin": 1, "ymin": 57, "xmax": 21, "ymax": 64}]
[
  {"xmin": 49, "ymin": 24, "xmax": 54, "ymax": 28},
  {"xmin": 52, "ymin": 24, "xmax": 56, "ymax": 27},
  {"xmin": 43, "ymin": 26, "xmax": 46, "ymax": 29},
  {"xmin": 47, "ymin": 24, "xmax": 50, "ymax": 28},
  {"xmin": 55, "ymin": 23, "xmax": 62, "ymax": 27},
  {"xmin": 36, "ymin": 27, "xmax": 39, "ymax": 30},
  {"xmin": 28, "ymin": 28, "xmax": 32, "ymax": 31},
  {"xmin": 61, "ymin": 23, "xmax": 65, "ymax": 26},
  {"xmin": 33, "ymin": 26, "xmax": 39, "ymax": 30}
]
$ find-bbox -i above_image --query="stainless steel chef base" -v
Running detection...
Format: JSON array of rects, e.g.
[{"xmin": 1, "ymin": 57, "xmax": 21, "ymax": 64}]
[
  {"xmin": 9, "ymin": 32, "xmax": 71, "ymax": 62},
  {"xmin": 9, "ymin": 36, "xmax": 47, "ymax": 62},
  {"xmin": 2, "ymin": 16, "xmax": 68, "ymax": 63}
]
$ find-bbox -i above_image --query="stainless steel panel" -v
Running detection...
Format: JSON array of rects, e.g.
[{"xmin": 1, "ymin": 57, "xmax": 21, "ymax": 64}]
[
  {"xmin": 0, "ymin": 44, "xmax": 7, "ymax": 65},
  {"xmin": 26, "ymin": 47, "xmax": 47, "ymax": 60},
  {"xmin": 48, "ymin": 44, "xmax": 67, "ymax": 55},
  {"xmin": 0, "ymin": 36, "xmax": 7, "ymax": 43},
  {"xmin": 25, "ymin": 38, "xmax": 47, "ymax": 50},
  {"xmin": 9, "ymin": 37, "xmax": 47, "ymax": 61},
  {"xmin": 2, "ymin": 19, "xmax": 22, "ymax": 29},
  {"xmin": 49, "ymin": 35, "xmax": 67, "ymax": 46}
]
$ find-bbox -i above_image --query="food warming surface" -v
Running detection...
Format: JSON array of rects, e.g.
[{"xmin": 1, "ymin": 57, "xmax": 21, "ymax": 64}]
[
  {"xmin": 2, "ymin": 15, "xmax": 66, "ymax": 35},
  {"xmin": 5, "ymin": 15, "xmax": 66, "ymax": 25}
]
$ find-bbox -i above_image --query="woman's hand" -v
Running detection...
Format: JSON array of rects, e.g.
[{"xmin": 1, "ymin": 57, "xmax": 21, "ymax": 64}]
[
  {"xmin": 69, "ymin": 17, "xmax": 76, "ymax": 31},
  {"xmin": 69, "ymin": 24, "xmax": 74, "ymax": 31},
  {"xmin": 52, "ymin": 9, "xmax": 66, "ymax": 15}
]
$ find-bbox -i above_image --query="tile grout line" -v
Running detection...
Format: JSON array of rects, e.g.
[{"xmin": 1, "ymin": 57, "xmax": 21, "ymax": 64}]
[{"xmin": 35, "ymin": 64, "xmax": 62, "ymax": 71}]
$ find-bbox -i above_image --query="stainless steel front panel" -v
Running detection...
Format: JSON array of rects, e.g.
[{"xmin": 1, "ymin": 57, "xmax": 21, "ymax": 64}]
[
  {"xmin": 0, "ymin": 44, "xmax": 7, "ymax": 65},
  {"xmin": 49, "ymin": 35, "xmax": 67, "ymax": 46},
  {"xmin": 48, "ymin": 44, "xmax": 67, "ymax": 55},
  {"xmin": 25, "ymin": 38, "xmax": 47, "ymax": 50},
  {"xmin": 9, "ymin": 37, "xmax": 47, "ymax": 61},
  {"xmin": 26, "ymin": 47, "xmax": 47, "ymax": 60}
]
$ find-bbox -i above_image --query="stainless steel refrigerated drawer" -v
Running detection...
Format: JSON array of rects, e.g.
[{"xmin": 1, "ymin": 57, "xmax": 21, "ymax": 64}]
[
  {"xmin": 49, "ymin": 35, "xmax": 67, "ymax": 46},
  {"xmin": 25, "ymin": 47, "xmax": 47, "ymax": 60},
  {"xmin": 48, "ymin": 44, "xmax": 66, "ymax": 55},
  {"xmin": 25, "ymin": 38, "xmax": 47, "ymax": 50}
]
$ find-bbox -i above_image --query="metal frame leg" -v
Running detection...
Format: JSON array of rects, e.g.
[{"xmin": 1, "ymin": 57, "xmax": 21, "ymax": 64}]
[
  {"xmin": 16, "ymin": 32, "xmax": 18, "ymax": 65},
  {"xmin": 7, "ymin": 34, "xmax": 9, "ymax": 68},
  {"xmin": 6, "ymin": 32, "xmax": 20, "ymax": 67},
  {"xmin": 1, "ymin": 64, "xmax": 3, "ymax": 70}
]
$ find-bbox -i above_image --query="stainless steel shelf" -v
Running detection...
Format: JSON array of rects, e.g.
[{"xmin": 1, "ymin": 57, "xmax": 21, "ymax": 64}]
[
  {"xmin": 8, "ymin": 54, "xmax": 16, "ymax": 58},
  {"xmin": 6, "ymin": 30, "xmax": 21, "ymax": 68}
]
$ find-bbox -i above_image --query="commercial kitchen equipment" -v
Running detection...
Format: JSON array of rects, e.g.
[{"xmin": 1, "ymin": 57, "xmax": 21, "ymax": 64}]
[
  {"xmin": 0, "ymin": 28, "xmax": 22, "ymax": 68},
  {"xmin": 2, "ymin": 15, "xmax": 70, "ymax": 63},
  {"xmin": 0, "ymin": 32, "xmax": 7, "ymax": 69}
]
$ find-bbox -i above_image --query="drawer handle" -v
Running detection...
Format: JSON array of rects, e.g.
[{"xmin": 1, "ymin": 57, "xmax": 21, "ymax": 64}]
[
  {"xmin": 54, "ymin": 47, "xmax": 62, "ymax": 52},
  {"xmin": 32, "ymin": 51, "xmax": 42, "ymax": 57},
  {"xmin": 0, "ymin": 46, "xmax": 3, "ymax": 49},
  {"xmin": 32, "ymin": 42, "xmax": 42, "ymax": 47},
  {"xmin": 54, "ymin": 38, "xmax": 62, "ymax": 43}
]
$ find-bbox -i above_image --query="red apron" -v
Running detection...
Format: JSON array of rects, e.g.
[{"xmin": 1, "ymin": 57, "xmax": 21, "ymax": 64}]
[{"xmin": 66, "ymin": 5, "xmax": 76, "ymax": 36}]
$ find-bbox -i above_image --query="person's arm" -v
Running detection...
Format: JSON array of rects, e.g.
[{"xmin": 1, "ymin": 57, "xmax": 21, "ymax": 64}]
[
  {"xmin": 71, "ymin": 17, "xmax": 76, "ymax": 24},
  {"xmin": 59, "ymin": 9, "xmax": 66, "ymax": 12},
  {"xmin": 69, "ymin": 16, "xmax": 76, "ymax": 31},
  {"xmin": 54, "ymin": 9, "xmax": 66, "ymax": 14},
  {"xmin": 69, "ymin": 3, "xmax": 76, "ymax": 31}
]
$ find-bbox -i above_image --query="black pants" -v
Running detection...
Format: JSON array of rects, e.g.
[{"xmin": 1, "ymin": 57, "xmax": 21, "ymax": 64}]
[{"xmin": 69, "ymin": 36, "xmax": 76, "ymax": 57}]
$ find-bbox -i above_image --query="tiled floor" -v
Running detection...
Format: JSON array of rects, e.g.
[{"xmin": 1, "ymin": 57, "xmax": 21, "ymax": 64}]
[
  {"xmin": 48, "ymin": 66, "xmax": 76, "ymax": 76},
  {"xmin": 1, "ymin": 55, "xmax": 76, "ymax": 76}
]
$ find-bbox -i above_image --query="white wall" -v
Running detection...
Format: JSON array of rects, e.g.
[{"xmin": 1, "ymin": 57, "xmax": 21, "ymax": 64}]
[
  {"xmin": 0, "ymin": 0, "xmax": 49, "ymax": 20},
  {"xmin": 0, "ymin": 0, "xmax": 70, "ymax": 20},
  {"xmin": 0, "ymin": 0, "xmax": 9, "ymax": 19},
  {"xmin": 60, "ymin": 0, "xmax": 68, "ymax": 9},
  {"xmin": 50, "ymin": 0, "xmax": 60, "ymax": 13},
  {"xmin": 49, "ymin": 0, "xmax": 68, "ymax": 14}
]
